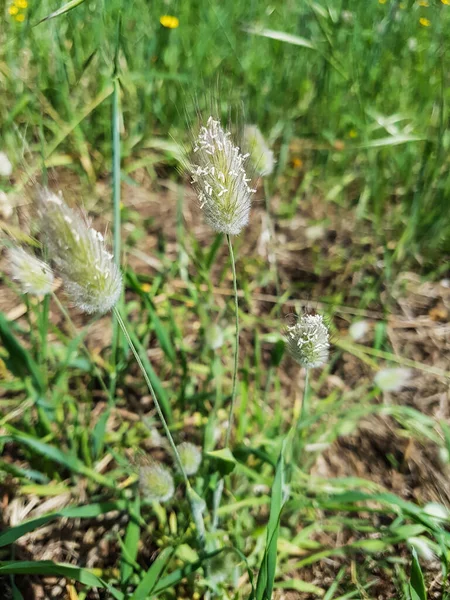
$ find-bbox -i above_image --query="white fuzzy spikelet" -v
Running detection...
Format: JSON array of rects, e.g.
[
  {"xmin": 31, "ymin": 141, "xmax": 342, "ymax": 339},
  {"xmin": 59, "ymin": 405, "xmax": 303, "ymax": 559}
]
[
  {"xmin": 244, "ymin": 125, "xmax": 275, "ymax": 177},
  {"xmin": 189, "ymin": 116, "xmax": 255, "ymax": 235},
  {"xmin": 139, "ymin": 462, "xmax": 175, "ymax": 503},
  {"xmin": 177, "ymin": 442, "xmax": 202, "ymax": 476},
  {"xmin": 9, "ymin": 247, "xmax": 54, "ymax": 296},
  {"xmin": 37, "ymin": 188, "xmax": 122, "ymax": 315},
  {"xmin": 286, "ymin": 314, "xmax": 330, "ymax": 369},
  {"xmin": 0, "ymin": 152, "xmax": 12, "ymax": 177}
]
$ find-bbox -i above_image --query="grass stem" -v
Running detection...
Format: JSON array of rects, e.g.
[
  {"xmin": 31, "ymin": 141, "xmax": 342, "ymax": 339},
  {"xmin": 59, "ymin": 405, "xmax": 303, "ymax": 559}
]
[
  {"xmin": 224, "ymin": 234, "xmax": 239, "ymax": 448},
  {"xmin": 113, "ymin": 307, "xmax": 207, "ymax": 547},
  {"xmin": 109, "ymin": 27, "xmax": 122, "ymax": 404},
  {"xmin": 113, "ymin": 308, "xmax": 187, "ymax": 484}
]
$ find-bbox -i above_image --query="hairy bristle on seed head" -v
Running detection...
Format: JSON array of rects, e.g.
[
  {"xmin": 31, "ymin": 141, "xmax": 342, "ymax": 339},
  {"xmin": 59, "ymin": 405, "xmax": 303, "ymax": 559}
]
[
  {"xmin": 188, "ymin": 116, "xmax": 255, "ymax": 235},
  {"xmin": 244, "ymin": 124, "xmax": 275, "ymax": 177},
  {"xmin": 139, "ymin": 462, "xmax": 175, "ymax": 503},
  {"xmin": 285, "ymin": 313, "xmax": 330, "ymax": 369},
  {"xmin": 36, "ymin": 188, "xmax": 122, "ymax": 315},
  {"xmin": 177, "ymin": 442, "xmax": 202, "ymax": 476},
  {"xmin": 8, "ymin": 246, "xmax": 54, "ymax": 296}
]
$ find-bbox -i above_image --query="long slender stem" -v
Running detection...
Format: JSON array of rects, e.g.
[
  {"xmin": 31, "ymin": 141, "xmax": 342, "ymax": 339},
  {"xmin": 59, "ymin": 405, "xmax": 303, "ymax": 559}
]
[
  {"xmin": 263, "ymin": 178, "xmax": 280, "ymax": 299},
  {"xmin": 298, "ymin": 369, "xmax": 309, "ymax": 434},
  {"xmin": 109, "ymin": 18, "xmax": 122, "ymax": 402},
  {"xmin": 211, "ymin": 236, "xmax": 240, "ymax": 532},
  {"xmin": 113, "ymin": 307, "xmax": 208, "ymax": 548},
  {"xmin": 292, "ymin": 368, "xmax": 309, "ymax": 464},
  {"xmin": 225, "ymin": 234, "xmax": 239, "ymax": 448},
  {"xmin": 113, "ymin": 308, "xmax": 188, "ymax": 484}
]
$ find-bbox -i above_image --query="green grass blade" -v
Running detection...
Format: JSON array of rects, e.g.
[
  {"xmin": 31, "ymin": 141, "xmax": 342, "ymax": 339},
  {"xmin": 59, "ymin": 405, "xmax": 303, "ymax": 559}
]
[
  {"xmin": 120, "ymin": 495, "xmax": 141, "ymax": 585},
  {"xmin": 409, "ymin": 549, "xmax": 427, "ymax": 600},
  {"xmin": 151, "ymin": 550, "xmax": 222, "ymax": 595},
  {"xmin": 243, "ymin": 25, "xmax": 316, "ymax": 49},
  {"xmin": 0, "ymin": 562, "xmax": 124, "ymax": 600},
  {"xmin": 274, "ymin": 579, "xmax": 324, "ymax": 595},
  {"xmin": 109, "ymin": 14, "xmax": 123, "ymax": 406},
  {"xmin": 0, "ymin": 312, "xmax": 44, "ymax": 394},
  {"xmin": 0, "ymin": 501, "xmax": 126, "ymax": 548},
  {"xmin": 126, "ymin": 326, "xmax": 173, "ymax": 422},
  {"xmin": 255, "ymin": 449, "xmax": 285, "ymax": 600},
  {"xmin": 35, "ymin": 0, "xmax": 87, "ymax": 24},
  {"xmin": 130, "ymin": 546, "xmax": 174, "ymax": 600},
  {"xmin": 353, "ymin": 134, "xmax": 426, "ymax": 149},
  {"xmin": 0, "ymin": 434, "xmax": 116, "ymax": 489}
]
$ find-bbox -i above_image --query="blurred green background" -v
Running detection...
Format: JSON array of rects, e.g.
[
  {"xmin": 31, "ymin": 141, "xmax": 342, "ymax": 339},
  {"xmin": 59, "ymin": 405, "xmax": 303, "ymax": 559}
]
[{"xmin": 1, "ymin": 0, "xmax": 450, "ymax": 263}]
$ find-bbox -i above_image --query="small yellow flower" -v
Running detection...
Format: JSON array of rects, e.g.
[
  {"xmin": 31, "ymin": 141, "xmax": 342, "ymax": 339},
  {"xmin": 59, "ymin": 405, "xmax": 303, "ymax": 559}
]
[
  {"xmin": 418, "ymin": 0, "xmax": 429, "ymax": 5},
  {"xmin": 441, "ymin": 0, "xmax": 450, "ymax": 5},
  {"xmin": 349, "ymin": 129, "xmax": 358, "ymax": 139},
  {"xmin": 159, "ymin": 15, "xmax": 179, "ymax": 29},
  {"xmin": 15, "ymin": 0, "xmax": 28, "ymax": 7},
  {"xmin": 141, "ymin": 283, "xmax": 151, "ymax": 293},
  {"xmin": 15, "ymin": 12, "xmax": 25, "ymax": 21},
  {"xmin": 379, "ymin": 0, "xmax": 387, "ymax": 4},
  {"xmin": 419, "ymin": 17, "xmax": 431, "ymax": 26},
  {"xmin": 292, "ymin": 157, "xmax": 303, "ymax": 169},
  {"xmin": 8, "ymin": 5, "xmax": 19, "ymax": 14}
]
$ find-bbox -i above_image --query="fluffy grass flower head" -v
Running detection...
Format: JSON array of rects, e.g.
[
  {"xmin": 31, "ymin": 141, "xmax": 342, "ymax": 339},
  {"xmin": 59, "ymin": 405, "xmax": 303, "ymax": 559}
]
[
  {"xmin": 139, "ymin": 462, "xmax": 175, "ymax": 503},
  {"xmin": 189, "ymin": 116, "xmax": 256, "ymax": 235},
  {"xmin": 244, "ymin": 125, "xmax": 275, "ymax": 177},
  {"xmin": 0, "ymin": 152, "xmax": 12, "ymax": 177},
  {"xmin": 8, "ymin": 246, "xmax": 53, "ymax": 296},
  {"xmin": 36, "ymin": 188, "xmax": 121, "ymax": 314},
  {"xmin": 177, "ymin": 442, "xmax": 202, "ymax": 476},
  {"xmin": 285, "ymin": 313, "xmax": 330, "ymax": 369}
]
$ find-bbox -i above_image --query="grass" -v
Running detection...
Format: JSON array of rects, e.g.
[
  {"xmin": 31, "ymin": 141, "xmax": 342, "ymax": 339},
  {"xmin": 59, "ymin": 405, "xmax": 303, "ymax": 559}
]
[
  {"xmin": 1, "ymin": 0, "xmax": 450, "ymax": 258},
  {"xmin": 0, "ymin": 0, "xmax": 450, "ymax": 599}
]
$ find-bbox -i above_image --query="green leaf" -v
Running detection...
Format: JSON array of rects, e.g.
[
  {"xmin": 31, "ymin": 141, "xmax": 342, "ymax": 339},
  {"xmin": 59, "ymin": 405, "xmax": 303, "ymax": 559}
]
[
  {"xmin": 270, "ymin": 340, "xmax": 285, "ymax": 368},
  {"xmin": 35, "ymin": 0, "xmax": 86, "ymax": 24},
  {"xmin": 0, "ymin": 434, "xmax": 115, "ymax": 489},
  {"xmin": 0, "ymin": 561, "xmax": 124, "ymax": 600},
  {"xmin": 121, "ymin": 495, "xmax": 141, "ymax": 584},
  {"xmin": 206, "ymin": 448, "xmax": 237, "ymax": 476},
  {"xmin": 409, "ymin": 549, "xmax": 427, "ymax": 600},
  {"xmin": 126, "ymin": 271, "xmax": 176, "ymax": 365},
  {"xmin": 152, "ymin": 550, "xmax": 222, "ymax": 595},
  {"xmin": 244, "ymin": 25, "xmax": 316, "ymax": 49},
  {"xmin": 274, "ymin": 579, "xmax": 324, "ymax": 595},
  {"xmin": 0, "ymin": 501, "xmax": 126, "ymax": 548},
  {"xmin": 0, "ymin": 312, "xmax": 44, "ymax": 393},
  {"xmin": 205, "ymin": 233, "xmax": 224, "ymax": 271},
  {"xmin": 130, "ymin": 547, "xmax": 174, "ymax": 600},
  {"xmin": 354, "ymin": 134, "xmax": 426, "ymax": 149},
  {"xmin": 126, "ymin": 324, "xmax": 173, "ymax": 423},
  {"xmin": 255, "ymin": 449, "xmax": 285, "ymax": 600}
]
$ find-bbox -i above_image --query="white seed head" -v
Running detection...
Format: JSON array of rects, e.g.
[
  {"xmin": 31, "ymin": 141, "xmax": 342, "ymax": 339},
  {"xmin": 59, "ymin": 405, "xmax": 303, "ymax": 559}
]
[
  {"xmin": 374, "ymin": 367, "xmax": 412, "ymax": 392},
  {"xmin": 0, "ymin": 191, "xmax": 14, "ymax": 220},
  {"xmin": 285, "ymin": 314, "xmax": 330, "ymax": 369},
  {"xmin": 8, "ymin": 246, "xmax": 54, "ymax": 296},
  {"xmin": 244, "ymin": 125, "xmax": 275, "ymax": 177},
  {"xmin": 408, "ymin": 537, "xmax": 437, "ymax": 562},
  {"xmin": 0, "ymin": 152, "xmax": 12, "ymax": 177},
  {"xmin": 139, "ymin": 462, "xmax": 174, "ymax": 503},
  {"xmin": 36, "ymin": 188, "xmax": 122, "ymax": 314},
  {"xmin": 189, "ymin": 116, "xmax": 255, "ymax": 235},
  {"xmin": 349, "ymin": 320, "xmax": 370, "ymax": 341},
  {"xmin": 424, "ymin": 502, "xmax": 449, "ymax": 524},
  {"xmin": 177, "ymin": 442, "xmax": 202, "ymax": 476},
  {"xmin": 208, "ymin": 550, "xmax": 239, "ymax": 585}
]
